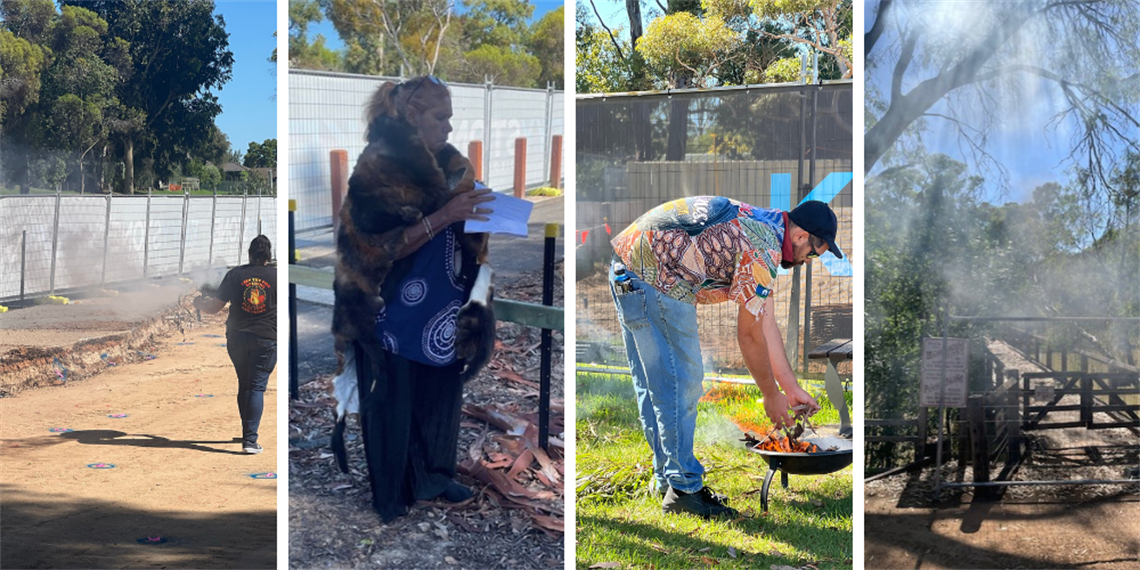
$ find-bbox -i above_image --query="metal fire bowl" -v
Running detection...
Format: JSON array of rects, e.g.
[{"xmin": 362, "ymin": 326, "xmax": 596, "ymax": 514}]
[
  {"xmin": 747, "ymin": 436, "xmax": 853, "ymax": 475},
  {"xmin": 746, "ymin": 436, "xmax": 853, "ymax": 512}
]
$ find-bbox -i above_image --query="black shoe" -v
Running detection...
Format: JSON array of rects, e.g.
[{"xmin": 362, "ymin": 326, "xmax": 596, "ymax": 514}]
[
  {"xmin": 440, "ymin": 482, "xmax": 473, "ymax": 503},
  {"xmin": 243, "ymin": 442, "xmax": 263, "ymax": 454},
  {"xmin": 662, "ymin": 486, "xmax": 738, "ymax": 518}
]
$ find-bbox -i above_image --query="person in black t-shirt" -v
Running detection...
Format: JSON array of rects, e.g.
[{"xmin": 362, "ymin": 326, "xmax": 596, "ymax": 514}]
[{"xmin": 194, "ymin": 235, "xmax": 277, "ymax": 454}]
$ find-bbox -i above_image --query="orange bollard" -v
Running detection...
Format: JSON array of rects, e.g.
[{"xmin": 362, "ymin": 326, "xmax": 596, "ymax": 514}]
[
  {"xmin": 468, "ymin": 140, "xmax": 484, "ymax": 182},
  {"xmin": 330, "ymin": 150, "xmax": 349, "ymax": 231},
  {"xmin": 549, "ymin": 135, "xmax": 563, "ymax": 189},
  {"xmin": 514, "ymin": 137, "xmax": 527, "ymax": 198}
]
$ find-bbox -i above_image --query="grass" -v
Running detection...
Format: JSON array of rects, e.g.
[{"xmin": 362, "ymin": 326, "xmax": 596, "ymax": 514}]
[{"xmin": 576, "ymin": 372, "xmax": 853, "ymax": 570}]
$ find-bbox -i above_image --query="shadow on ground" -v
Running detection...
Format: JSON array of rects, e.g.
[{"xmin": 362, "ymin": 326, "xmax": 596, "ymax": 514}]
[
  {"xmin": 0, "ymin": 484, "xmax": 276, "ymax": 569},
  {"xmin": 58, "ymin": 429, "xmax": 245, "ymax": 455}
]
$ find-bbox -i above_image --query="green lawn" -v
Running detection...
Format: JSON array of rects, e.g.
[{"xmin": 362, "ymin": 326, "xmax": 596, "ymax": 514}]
[{"xmin": 576, "ymin": 372, "xmax": 853, "ymax": 570}]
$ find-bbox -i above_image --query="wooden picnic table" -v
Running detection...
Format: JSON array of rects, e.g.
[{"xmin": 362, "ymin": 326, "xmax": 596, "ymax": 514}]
[{"xmin": 809, "ymin": 338, "xmax": 852, "ymax": 438}]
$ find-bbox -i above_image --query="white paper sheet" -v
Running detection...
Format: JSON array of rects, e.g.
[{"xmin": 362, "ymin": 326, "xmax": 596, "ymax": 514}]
[{"xmin": 464, "ymin": 188, "xmax": 534, "ymax": 237}]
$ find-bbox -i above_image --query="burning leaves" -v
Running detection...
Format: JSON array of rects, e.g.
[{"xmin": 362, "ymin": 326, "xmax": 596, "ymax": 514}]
[{"xmin": 748, "ymin": 431, "xmax": 821, "ymax": 454}]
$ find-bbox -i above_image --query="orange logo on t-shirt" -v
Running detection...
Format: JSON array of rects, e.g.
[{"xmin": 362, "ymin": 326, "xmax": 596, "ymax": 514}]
[{"xmin": 241, "ymin": 278, "xmax": 271, "ymax": 314}]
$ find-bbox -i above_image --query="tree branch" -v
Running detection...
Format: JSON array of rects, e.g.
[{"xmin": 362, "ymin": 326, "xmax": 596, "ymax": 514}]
[
  {"xmin": 891, "ymin": 32, "xmax": 916, "ymax": 101},
  {"xmin": 589, "ymin": 0, "xmax": 626, "ymax": 60},
  {"xmin": 865, "ymin": 0, "xmax": 892, "ymax": 56}
]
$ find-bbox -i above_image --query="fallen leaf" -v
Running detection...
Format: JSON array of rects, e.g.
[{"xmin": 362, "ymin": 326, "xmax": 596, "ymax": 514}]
[
  {"xmin": 588, "ymin": 563, "xmax": 622, "ymax": 569},
  {"xmin": 699, "ymin": 556, "xmax": 719, "ymax": 566},
  {"xmin": 445, "ymin": 556, "xmax": 459, "ymax": 565},
  {"xmin": 358, "ymin": 538, "xmax": 373, "ymax": 546},
  {"xmin": 728, "ymin": 547, "xmax": 737, "ymax": 558},
  {"xmin": 698, "ymin": 547, "xmax": 711, "ymax": 553}
]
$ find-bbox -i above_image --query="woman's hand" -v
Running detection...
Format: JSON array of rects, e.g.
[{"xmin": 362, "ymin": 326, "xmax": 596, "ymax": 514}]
[{"xmin": 439, "ymin": 187, "xmax": 495, "ymax": 226}]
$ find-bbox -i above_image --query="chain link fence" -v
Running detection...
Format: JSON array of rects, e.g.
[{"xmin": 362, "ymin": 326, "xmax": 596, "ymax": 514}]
[
  {"xmin": 0, "ymin": 192, "xmax": 277, "ymax": 302},
  {"xmin": 575, "ymin": 82, "xmax": 853, "ymax": 375},
  {"xmin": 289, "ymin": 70, "xmax": 565, "ymax": 232}
]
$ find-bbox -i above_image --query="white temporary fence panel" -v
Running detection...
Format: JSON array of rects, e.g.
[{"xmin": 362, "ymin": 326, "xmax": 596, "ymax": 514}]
[
  {"xmin": 184, "ymin": 197, "xmax": 215, "ymax": 269},
  {"xmin": 212, "ymin": 198, "xmax": 247, "ymax": 268},
  {"xmin": 53, "ymin": 197, "xmax": 108, "ymax": 291},
  {"xmin": 104, "ymin": 198, "xmax": 148, "ymax": 284},
  {"xmin": 487, "ymin": 86, "xmax": 550, "ymax": 191},
  {"xmin": 147, "ymin": 200, "xmax": 183, "ymax": 277},
  {"xmin": 0, "ymin": 196, "xmax": 55, "ymax": 297},
  {"xmin": 289, "ymin": 70, "xmax": 563, "ymax": 232},
  {"xmin": 0, "ymin": 194, "xmax": 278, "ymax": 301}
]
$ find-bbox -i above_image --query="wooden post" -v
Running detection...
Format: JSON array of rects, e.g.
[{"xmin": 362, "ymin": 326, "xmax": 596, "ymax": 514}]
[
  {"xmin": 1006, "ymin": 369, "xmax": 1021, "ymax": 466},
  {"xmin": 513, "ymin": 137, "xmax": 526, "ymax": 198},
  {"xmin": 549, "ymin": 134, "xmax": 563, "ymax": 188},
  {"xmin": 468, "ymin": 140, "xmax": 484, "ymax": 181},
  {"xmin": 1080, "ymin": 374, "xmax": 1093, "ymax": 427},
  {"xmin": 968, "ymin": 394, "xmax": 990, "ymax": 492},
  {"xmin": 330, "ymin": 150, "xmax": 349, "ymax": 231}
]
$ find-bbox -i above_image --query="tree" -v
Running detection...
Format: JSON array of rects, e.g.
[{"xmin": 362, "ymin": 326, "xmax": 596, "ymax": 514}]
[
  {"xmin": 61, "ymin": 0, "xmax": 235, "ymax": 194},
  {"xmin": 327, "ymin": 0, "xmax": 453, "ymax": 76},
  {"xmin": 462, "ymin": 44, "xmax": 539, "ymax": 86},
  {"xmin": 462, "ymin": 0, "xmax": 533, "ymax": 48},
  {"xmin": 528, "ymin": 6, "xmax": 563, "ymax": 88},
  {"xmin": 864, "ymin": 0, "xmax": 1140, "ymax": 185},
  {"xmin": 636, "ymin": 10, "xmax": 739, "ymax": 88},
  {"xmin": 288, "ymin": 0, "xmax": 342, "ymax": 70},
  {"xmin": 243, "ymin": 138, "xmax": 277, "ymax": 168},
  {"xmin": 705, "ymin": 0, "xmax": 853, "ymax": 80}
]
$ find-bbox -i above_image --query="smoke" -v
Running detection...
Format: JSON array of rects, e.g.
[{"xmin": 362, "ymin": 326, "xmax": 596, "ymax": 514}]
[{"xmin": 698, "ymin": 411, "xmax": 746, "ymax": 450}]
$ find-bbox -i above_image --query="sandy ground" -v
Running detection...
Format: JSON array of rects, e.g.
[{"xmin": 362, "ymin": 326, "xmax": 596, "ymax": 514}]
[
  {"xmin": 865, "ymin": 486, "xmax": 1140, "ymax": 569},
  {"xmin": 0, "ymin": 316, "xmax": 277, "ymax": 569}
]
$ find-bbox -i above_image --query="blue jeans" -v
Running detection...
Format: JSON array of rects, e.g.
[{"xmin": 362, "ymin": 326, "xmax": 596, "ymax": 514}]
[
  {"xmin": 609, "ymin": 261, "xmax": 706, "ymax": 493},
  {"xmin": 226, "ymin": 331, "xmax": 276, "ymax": 445}
]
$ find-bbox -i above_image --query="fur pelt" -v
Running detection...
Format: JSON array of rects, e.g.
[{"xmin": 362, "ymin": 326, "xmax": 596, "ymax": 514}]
[{"xmin": 331, "ymin": 84, "xmax": 490, "ymax": 385}]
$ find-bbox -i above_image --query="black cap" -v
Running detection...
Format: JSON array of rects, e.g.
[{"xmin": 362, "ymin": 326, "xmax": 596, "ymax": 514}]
[{"xmin": 788, "ymin": 201, "xmax": 843, "ymax": 259}]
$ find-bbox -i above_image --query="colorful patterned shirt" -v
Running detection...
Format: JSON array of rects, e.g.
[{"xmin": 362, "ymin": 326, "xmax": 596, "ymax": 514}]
[{"xmin": 611, "ymin": 196, "xmax": 786, "ymax": 317}]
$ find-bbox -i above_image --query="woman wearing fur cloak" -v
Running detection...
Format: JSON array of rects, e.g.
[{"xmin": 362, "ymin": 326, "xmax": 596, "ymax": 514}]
[{"xmin": 331, "ymin": 75, "xmax": 496, "ymax": 522}]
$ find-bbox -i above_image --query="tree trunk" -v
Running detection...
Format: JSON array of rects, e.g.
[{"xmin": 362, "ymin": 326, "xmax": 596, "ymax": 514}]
[
  {"xmin": 626, "ymin": 0, "xmax": 653, "ymax": 161},
  {"xmin": 666, "ymin": 71, "xmax": 692, "ymax": 161},
  {"xmin": 124, "ymin": 137, "xmax": 135, "ymax": 195}
]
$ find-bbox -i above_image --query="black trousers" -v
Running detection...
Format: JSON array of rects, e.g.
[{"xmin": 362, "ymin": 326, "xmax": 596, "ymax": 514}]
[
  {"xmin": 355, "ymin": 343, "xmax": 465, "ymax": 522},
  {"xmin": 226, "ymin": 331, "xmax": 276, "ymax": 444}
]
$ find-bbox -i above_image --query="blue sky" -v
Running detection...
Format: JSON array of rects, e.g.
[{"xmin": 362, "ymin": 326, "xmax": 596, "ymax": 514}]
[
  {"xmin": 304, "ymin": 0, "xmax": 564, "ymax": 51},
  {"xmin": 864, "ymin": 0, "xmax": 1131, "ymax": 204},
  {"xmin": 212, "ymin": 1, "xmax": 278, "ymax": 156}
]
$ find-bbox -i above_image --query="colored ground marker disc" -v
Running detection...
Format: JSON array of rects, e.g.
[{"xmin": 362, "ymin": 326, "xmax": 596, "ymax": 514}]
[
  {"xmin": 194, "ymin": 394, "xmax": 214, "ymax": 398},
  {"xmin": 136, "ymin": 536, "xmax": 168, "ymax": 545},
  {"xmin": 87, "ymin": 463, "xmax": 115, "ymax": 469},
  {"xmin": 176, "ymin": 342, "xmax": 195, "ymax": 345},
  {"xmin": 218, "ymin": 343, "xmax": 227, "ymax": 347},
  {"xmin": 202, "ymin": 334, "xmax": 223, "ymax": 338},
  {"xmin": 108, "ymin": 414, "xmax": 128, "ymax": 418},
  {"xmin": 249, "ymin": 472, "xmax": 277, "ymax": 479},
  {"xmin": 49, "ymin": 428, "xmax": 73, "ymax": 433}
]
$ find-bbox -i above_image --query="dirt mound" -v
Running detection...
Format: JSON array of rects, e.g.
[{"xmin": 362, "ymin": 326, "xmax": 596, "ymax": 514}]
[{"xmin": 0, "ymin": 287, "xmax": 200, "ymax": 395}]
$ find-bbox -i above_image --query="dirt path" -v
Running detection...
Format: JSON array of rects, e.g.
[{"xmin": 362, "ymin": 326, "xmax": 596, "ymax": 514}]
[
  {"xmin": 0, "ymin": 316, "xmax": 277, "ymax": 569},
  {"xmin": 865, "ymin": 474, "xmax": 1140, "ymax": 569}
]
